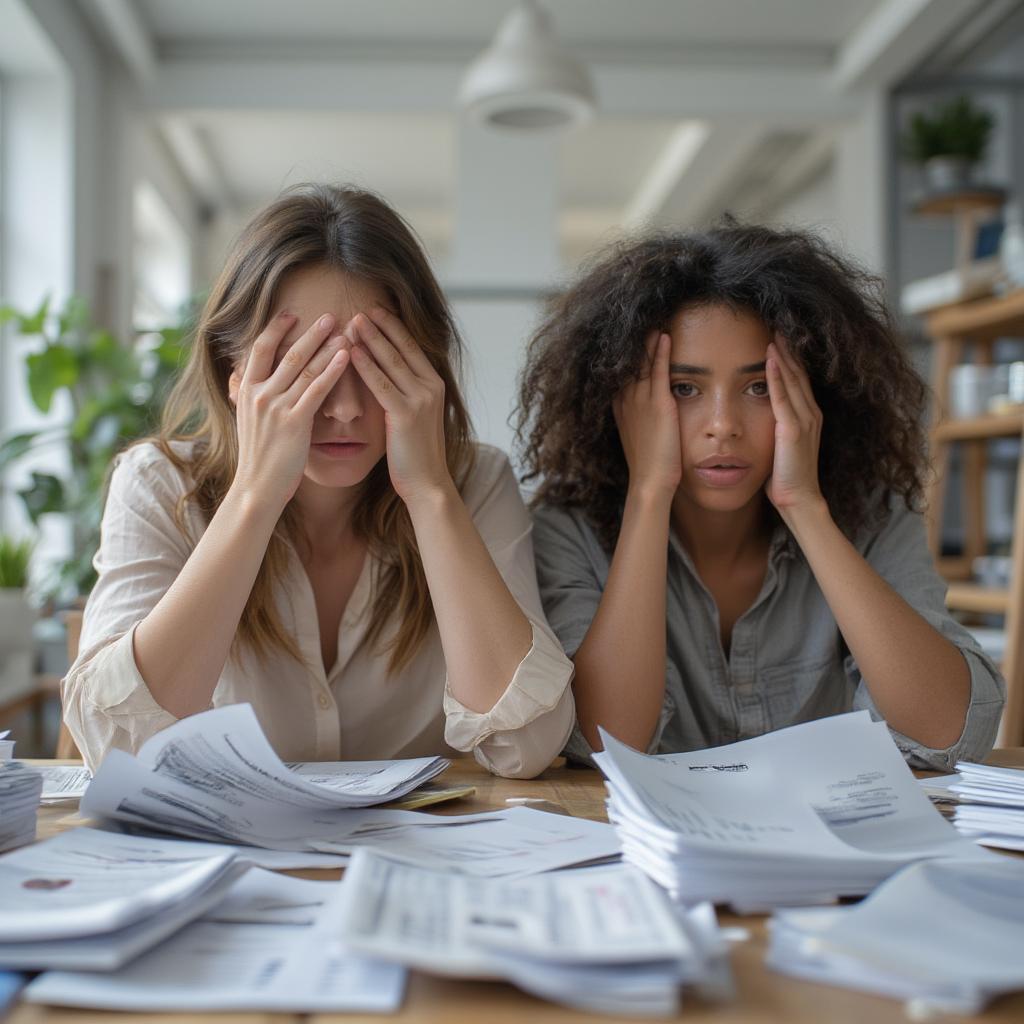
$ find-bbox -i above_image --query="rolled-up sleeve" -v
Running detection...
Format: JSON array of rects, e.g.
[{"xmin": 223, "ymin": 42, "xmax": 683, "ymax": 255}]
[
  {"xmin": 847, "ymin": 503, "xmax": 1006, "ymax": 770},
  {"xmin": 441, "ymin": 449, "xmax": 575, "ymax": 778},
  {"xmin": 61, "ymin": 445, "xmax": 191, "ymax": 771}
]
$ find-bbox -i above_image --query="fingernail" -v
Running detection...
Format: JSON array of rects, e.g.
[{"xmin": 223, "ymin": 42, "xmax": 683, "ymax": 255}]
[
  {"xmin": 277, "ymin": 310, "xmax": 294, "ymax": 320},
  {"xmin": 318, "ymin": 314, "xmax": 335, "ymax": 330}
]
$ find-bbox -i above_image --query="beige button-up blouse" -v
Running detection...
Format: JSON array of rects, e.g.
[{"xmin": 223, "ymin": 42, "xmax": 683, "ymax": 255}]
[{"xmin": 62, "ymin": 441, "xmax": 575, "ymax": 777}]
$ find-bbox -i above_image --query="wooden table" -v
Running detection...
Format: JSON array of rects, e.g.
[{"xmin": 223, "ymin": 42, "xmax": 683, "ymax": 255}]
[{"xmin": 10, "ymin": 750, "xmax": 1024, "ymax": 1024}]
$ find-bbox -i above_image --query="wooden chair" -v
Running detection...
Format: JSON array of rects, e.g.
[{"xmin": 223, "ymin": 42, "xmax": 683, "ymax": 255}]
[{"xmin": 55, "ymin": 610, "xmax": 83, "ymax": 760}]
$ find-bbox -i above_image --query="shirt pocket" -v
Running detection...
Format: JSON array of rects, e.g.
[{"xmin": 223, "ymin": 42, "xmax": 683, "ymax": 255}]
[{"xmin": 758, "ymin": 654, "xmax": 851, "ymax": 729}]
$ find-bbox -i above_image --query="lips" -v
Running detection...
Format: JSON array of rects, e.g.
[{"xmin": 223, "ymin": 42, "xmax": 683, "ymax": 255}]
[
  {"xmin": 694, "ymin": 454, "xmax": 752, "ymax": 487},
  {"xmin": 312, "ymin": 440, "xmax": 368, "ymax": 459},
  {"xmin": 696, "ymin": 454, "xmax": 750, "ymax": 470}
]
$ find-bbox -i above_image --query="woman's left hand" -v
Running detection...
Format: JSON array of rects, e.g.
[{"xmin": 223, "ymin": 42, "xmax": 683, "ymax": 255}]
[
  {"xmin": 348, "ymin": 307, "xmax": 453, "ymax": 505},
  {"xmin": 765, "ymin": 335, "xmax": 825, "ymax": 518}
]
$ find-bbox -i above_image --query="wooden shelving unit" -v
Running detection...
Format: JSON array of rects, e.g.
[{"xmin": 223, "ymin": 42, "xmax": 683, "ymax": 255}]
[{"xmin": 926, "ymin": 288, "xmax": 1024, "ymax": 746}]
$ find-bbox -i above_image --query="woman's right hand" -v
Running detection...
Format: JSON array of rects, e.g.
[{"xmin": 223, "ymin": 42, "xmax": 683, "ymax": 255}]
[
  {"xmin": 230, "ymin": 310, "xmax": 350, "ymax": 509},
  {"xmin": 613, "ymin": 331, "xmax": 682, "ymax": 500}
]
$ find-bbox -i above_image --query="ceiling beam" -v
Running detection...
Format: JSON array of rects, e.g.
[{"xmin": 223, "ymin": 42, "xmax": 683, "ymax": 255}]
[
  {"xmin": 830, "ymin": 0, "xmax": 986, "ymax": 93},
  {"xmin": 622, "ymin": 122, "xmax": 711, "ymax": 230},
  {"xmin": 87, "ymin": 0, "xmax": 157, "ymax": 83},
  {"xmin": 649, "ymin": 124, "xmax": 773, "ymax": 229},
  {"xmin": 159, "ymin": 116, "xmax": 236, "ymax": 219},
  {"xmin": 139, "ymin": 59, "xmax": 859, "ymax": 123},
  {"xmin": 736, "ymin": 130, "xmax": 837, "ymax": 220}
]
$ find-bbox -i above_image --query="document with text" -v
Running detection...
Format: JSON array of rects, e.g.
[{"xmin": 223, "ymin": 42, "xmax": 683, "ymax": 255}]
[{"xmin": 81, "ymin": 703, "xmax": 448, "ymax": 849}]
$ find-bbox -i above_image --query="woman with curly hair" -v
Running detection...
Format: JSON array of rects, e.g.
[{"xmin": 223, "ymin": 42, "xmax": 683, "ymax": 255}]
[
  {"xmin": 517, "ymin": 222, "xmax": 1004, "ymax": 770},
  {"xmin": 62, "ymin": 184, "xmax": 574, "ymax": 777}
]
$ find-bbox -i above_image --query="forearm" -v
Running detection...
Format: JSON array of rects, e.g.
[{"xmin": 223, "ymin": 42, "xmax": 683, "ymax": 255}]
[
  {"xmin": 786, "ymin": 500, "xmax": 971, "ymax": 749},
  {"xmin": 133, "ymin": 487, "xmax": 281, "ymax": 718},
  {"xmin": 572, "ymin": 487, "xmax": 672, "ymax": 752},
  {"xmin": 406, "ymin": 483, "xmax": 533, "ymax": 713}
]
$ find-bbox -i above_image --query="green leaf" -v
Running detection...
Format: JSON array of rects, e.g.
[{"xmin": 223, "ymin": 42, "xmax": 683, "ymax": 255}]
[
  {"xmin": 19, "ymin": 294, "xmax": 51, "ymax": 335},
  {"xmin": 0, "ymin": 305, "xmax": 19, "ymax": 327},
  {"xmin": 57, "ymin": 295, "xmax": 91, "ymax": 336},
  {"xmin": 0, "ymin": 431, "xmax": 44, "ymax": 468},
  {"xmin": 26, "ymin": 344, "xmax": 78, "ymax": 412},
  {"xmin": 18, "ymin": 472, "xmax": 66, "ymax": 524}
]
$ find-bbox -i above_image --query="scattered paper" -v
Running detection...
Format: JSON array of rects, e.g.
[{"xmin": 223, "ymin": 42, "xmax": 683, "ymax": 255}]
[
  {"xmin": 336, "ymin": 848, "xmax": 727, "ymax": 1016},
  {"xmin": 0, "ymin": 828, "xmax": 248, "ymax": 970},
  {"xmin": 767, "ymin": 858, "xmax": 1024, "ymax": 1016},
  {"xmin": 38, "ymin": 765, "xmax": 92, "ymax": 804},
  {"xmin": 312, "ymin": 805, "xmax": 620, "ymax": 877},
  {"xmin": 81, "ymin": 703, "xmax": 448, "ymax": 850},
  {"xmin": 25, "ymin": 871, "xmax": 405, "ymax": 1013}
]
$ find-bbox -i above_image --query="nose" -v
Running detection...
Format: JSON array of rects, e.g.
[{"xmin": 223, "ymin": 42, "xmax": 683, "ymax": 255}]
[
  {"xmin": 319, "ymin": 362, "xmax": 364, "ymax": 423},
  {"xmin": 704, "ymin": 390, "xmax": 742, "ymax": 440}
]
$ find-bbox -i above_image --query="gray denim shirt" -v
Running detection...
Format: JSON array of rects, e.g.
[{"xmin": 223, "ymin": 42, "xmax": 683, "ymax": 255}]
[{"xmin": 532, "ymin": 500, "xmax": 1006, "ymax": 771}]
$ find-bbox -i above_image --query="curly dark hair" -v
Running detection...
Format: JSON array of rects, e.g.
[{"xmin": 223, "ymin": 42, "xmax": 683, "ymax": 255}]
[{"xmin": 515, "ymin": 221, "xmax": 930, "ymax": 551}]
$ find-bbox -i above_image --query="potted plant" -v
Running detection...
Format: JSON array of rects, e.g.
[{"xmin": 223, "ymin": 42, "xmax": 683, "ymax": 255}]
[
  {"xmin": 0, "ymin": 536, "xmax": 35, "ymax": 702},
  {"xmin": 0, "ymin": 295, "xmax": 191, "ymax": 600},
  {"xmin": 902, "ymin": 95, "xmax": 995, "ymax": 193}
]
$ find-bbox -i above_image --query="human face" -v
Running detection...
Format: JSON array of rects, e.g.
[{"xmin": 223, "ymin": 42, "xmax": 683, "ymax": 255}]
[
  {"xmin": 667, "ymin": 304, "xmax": 776, "ymax": 519},
  {"xmin": 270, "ymin": 265, "xmax": 389, "ymax": 490}
]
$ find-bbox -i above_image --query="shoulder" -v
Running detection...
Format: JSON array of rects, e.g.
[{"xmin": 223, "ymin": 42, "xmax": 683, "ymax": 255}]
[
  {"xmin": 458, "ymin": 443, "xmax": 522, "ymax": 512},
  {"xmin": 531, "ymin": 501, "xmax": 603, "ymax": 557},
  {"xmin": 108, "ymin": 440, "xmax": 198, "ymax": 506}
]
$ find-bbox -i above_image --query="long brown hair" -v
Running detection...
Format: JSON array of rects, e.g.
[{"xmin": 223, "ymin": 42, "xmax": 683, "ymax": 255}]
[
  {"xmin": 517, "ymin": 222, "xmax": 929, "ymax": 550},
  {"xmin": 153, "ymin": 183, "xmax": 474, "ymax": 671}
]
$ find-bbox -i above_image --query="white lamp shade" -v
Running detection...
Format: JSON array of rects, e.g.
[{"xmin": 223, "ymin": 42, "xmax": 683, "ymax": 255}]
[{"xmin": 459, "ymin": 0, "xmax": 596, "ymax": 131}]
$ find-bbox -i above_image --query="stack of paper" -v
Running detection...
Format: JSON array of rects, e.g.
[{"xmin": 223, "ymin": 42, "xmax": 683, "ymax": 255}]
[
  {"xmin": 593, "ymin": 712, "xmax": 991, "ymax": 911},
  {"xmin": 336, "ymin": 848, "xmax": 730, "ymax": 1016},
  {"xmin": 24, "ymin": 869, "xmax": 405, "ymax": 1013},
  {"xmin": 0, "ymin": 828, "xmax": 248, "ymax": 969},
  {"xmin": 767, "ymin": 858, "xmax": 1024, "ymax": 1016},
  {"xmin": 952, "ymin": 762, "xmax": 1024, "ymax": 851},
  {"xmin": 0, "ymin": 761, "xmax": 42, "ymax": 852},
  {"xmin": 81, "ymin": 703, "xmax": 449, "ymax": 850},
  {"xmin": 38, "ymin": 765, "xmax": 92, "ymax": 804}
]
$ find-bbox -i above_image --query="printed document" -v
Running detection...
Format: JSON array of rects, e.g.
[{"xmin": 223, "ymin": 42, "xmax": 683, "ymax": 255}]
[
  {"xmin": 335, "ymin": 848, "xmax": 724, "ymax": 1016},
  {"xmin": 25, "ymin": 870, "xmax": 405, "ymax": 1013},
  {"xmin": 312, "ymin": 805, "xmax": 620, "ymax": 877},
  {"xmin": 768, "ymin": 858, "xmax": 1024, "ymax": 1015},
  {"xmin": 0, "ymin": 828, "xmax": 248, "ymax": 970},
  {"xmin": 81, "ymin": 703, "xmax": 448, "ymax": 849},
  {"xmin": 594, "ymin": 712, "xmax": 990, "ymax": 909}
]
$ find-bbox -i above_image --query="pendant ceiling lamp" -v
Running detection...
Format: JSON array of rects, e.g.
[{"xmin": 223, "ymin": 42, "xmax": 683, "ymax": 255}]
[{"xmin": 458, "ymin": 0, "xmax": 596, "ymax": 131}]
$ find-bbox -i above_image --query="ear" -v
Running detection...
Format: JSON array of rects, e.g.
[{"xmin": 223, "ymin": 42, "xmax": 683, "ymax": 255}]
[{"xmin": 228, "ymin": 367, "xmax": 241, "ymax": 407}]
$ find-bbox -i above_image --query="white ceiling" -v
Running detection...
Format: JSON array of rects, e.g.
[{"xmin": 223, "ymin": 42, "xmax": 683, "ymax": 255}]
[
  {"xmin": 136, "ymin": 0, "xmax": 880, "ymax": 51},
  {"xmin": 77, "ymin": 0, "xmax": 1004, "ymax": 270}
]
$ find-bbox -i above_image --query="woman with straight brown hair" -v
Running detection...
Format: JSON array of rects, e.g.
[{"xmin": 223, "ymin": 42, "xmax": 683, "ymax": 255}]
[{"xmin": 62, "ymin": 183, "xmax": 574, "ymax": 777}]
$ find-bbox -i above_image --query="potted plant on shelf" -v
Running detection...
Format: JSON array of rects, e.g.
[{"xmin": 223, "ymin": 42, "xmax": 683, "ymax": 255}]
[
  {"xmin": 0, "ymin": 535, "xmax": 35, "ymax": 702},
  {"xmin": 902, "ymin": 95, "xmax": 995, "ymax": 193}
]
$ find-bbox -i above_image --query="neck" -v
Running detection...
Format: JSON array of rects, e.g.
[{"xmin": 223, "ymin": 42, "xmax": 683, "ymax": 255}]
[
  {"xmin": 671, "ymin": 493, "xmax": 772, "ymax": 568},
  {"xmin": 292, "ymin": 478, "xmax": 362, "ymax": 556}
]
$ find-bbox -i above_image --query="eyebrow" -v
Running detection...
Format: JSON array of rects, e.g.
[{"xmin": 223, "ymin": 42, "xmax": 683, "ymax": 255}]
[{"xmin": 669, "ymin": 361, "xmax": 767, "ymax": 375}]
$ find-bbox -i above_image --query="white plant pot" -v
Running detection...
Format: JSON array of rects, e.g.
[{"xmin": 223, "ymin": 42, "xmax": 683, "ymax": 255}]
[
  {"xmin": 924, "ymin": 156, "xmax": 973, "ymax": 192},
  {"xmin": 0, "ymin": 589, "xmax": 36, "ymax": 702}
]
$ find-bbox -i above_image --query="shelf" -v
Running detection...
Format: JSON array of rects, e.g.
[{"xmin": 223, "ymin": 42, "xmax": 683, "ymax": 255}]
[
  {"xmin": 912, "ymin": 188, "xmax": 1006, "ymax": 218},
  {"xmin": 926, "ymin": 289, "xmax": 1024, "ymax": 341},
  {"xmin": 932, "ymin": 412, "xmax": 1024, "ymax": 441},
  {"xmin": 945, "ymin": 583, "xmax": 1009, "ymax": 614},
  {"xmin": 936, "ymin": 556, "xmax": 975, "ymax": 581}
]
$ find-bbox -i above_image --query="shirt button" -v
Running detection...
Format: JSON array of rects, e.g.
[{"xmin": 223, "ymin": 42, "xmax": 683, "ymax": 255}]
[{"xmin": 317, "ymin": 693, "xmax": 330, "ymax": 710}]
